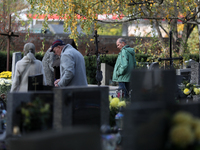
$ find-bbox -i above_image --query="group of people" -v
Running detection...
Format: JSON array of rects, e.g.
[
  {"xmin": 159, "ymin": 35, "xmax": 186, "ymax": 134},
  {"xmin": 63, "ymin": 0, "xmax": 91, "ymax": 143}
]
[{"xmin": 10, "ymin": 38, "xmax": 136, "ymax": 99}]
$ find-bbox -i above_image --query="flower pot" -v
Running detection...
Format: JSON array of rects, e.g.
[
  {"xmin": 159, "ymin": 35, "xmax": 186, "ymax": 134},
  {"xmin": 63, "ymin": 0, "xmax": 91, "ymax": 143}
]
[{"xmin": 193, "ymin": 95, "xmax": 200, "ymax": 102}]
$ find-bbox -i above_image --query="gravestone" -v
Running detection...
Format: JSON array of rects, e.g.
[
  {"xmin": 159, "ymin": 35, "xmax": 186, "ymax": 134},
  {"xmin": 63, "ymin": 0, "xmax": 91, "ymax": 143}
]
[
  {"xmin": 42, "ymin": 48, "xmax": 55, "ymax": 86},
  {"xmin": 8, "ymin": 126, "xmax": 101, "ymax": 150},
  {"xmin": 175, "ymin": 75, "xmax": 187, "ymax": 99},
  {"xmin": 149, "ymin": 62, "xmax": 159, "ymax": 70},
  {"xmin": 122, "ymin": 69, "xmax": 176, "ymax": 150},
  {"xmin": 176, "ymin": 68, "xmax": 191, "ymax": 81},
  {"xmin": 101, "ymin": 63, "xmax": 114, "ymax": 85},
  {"xmin": 190, "ymin": 61, "xmax": 200, "ymax": 84},
  {"xmin": 53, "ymin": 86, "xmax": 109, "ymax": 130},
  {"xmin": 130, "ymin": 69, "xmax": 176, "ymax": 104},
  {"xmin": 11, "ymin": 52, "xmax": 22, "ymax": 80},
  {"xmin": 6, "ymin": 91, "xmax": 54, "ymax": 137},
  {"xmin": 28, "ymin": 74, "xmax": 43, "ymax": 91}
]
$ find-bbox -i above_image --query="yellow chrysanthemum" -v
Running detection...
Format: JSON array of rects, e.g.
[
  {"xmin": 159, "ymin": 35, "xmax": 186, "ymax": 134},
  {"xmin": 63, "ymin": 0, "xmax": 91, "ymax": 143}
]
[
  {"xmin": 110, "ymin": 97, "xmax": 120, "ymax": 108},
  {"xmin": 184, "ymin": 88, "xmax": 190, "ymax": 95},
  {"xmin": 170, "ymin": 124, "xmax": 194, "ymax": 148},
  {"xmin": 194, "ymin": 88, "xmax": 199, "ymax": 94},
  {"xmin": 118, "ymin": 101, "xmax": 126, "ymax": 107},
  {"xmin": 172, "ymin": 111, "xmax": 193, "ymax": 126},
  {"xmin": 109, "ymin": 95, "xmax": 112, "ymax": 102}
]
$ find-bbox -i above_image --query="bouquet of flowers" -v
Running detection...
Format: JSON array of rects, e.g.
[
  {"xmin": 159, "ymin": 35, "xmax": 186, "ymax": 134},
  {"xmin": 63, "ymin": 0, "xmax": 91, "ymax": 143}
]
[
  {"xmin": 20, "ymin": 97, "xmax": 51, "ymax": 133},
  {"xmin": 178, "ymin": 81, "xmax": 200, "ymax": 98},
  {"xmin": 0, "ymin": 71, "xmax": 12, "ymax": 79},
  {"xmin": 109, "ymin": 96, "xmax": 127, "ymax": 127},
  {"xmin": 0, "ymin": 71, "xmax": 12, "ymax": 101}
]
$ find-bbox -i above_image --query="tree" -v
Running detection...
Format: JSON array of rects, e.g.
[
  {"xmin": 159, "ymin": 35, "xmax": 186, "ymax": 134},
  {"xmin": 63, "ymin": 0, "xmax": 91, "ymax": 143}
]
[{"xmin": 26, "ymin": 0, "xmax": 199, "ymax": 54}]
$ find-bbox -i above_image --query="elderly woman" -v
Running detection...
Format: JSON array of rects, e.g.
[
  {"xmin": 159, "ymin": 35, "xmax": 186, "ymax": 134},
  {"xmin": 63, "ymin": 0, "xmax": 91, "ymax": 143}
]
[{"xmin": 10, "ymin": 43, "xmax": 46, "ymax": 92}]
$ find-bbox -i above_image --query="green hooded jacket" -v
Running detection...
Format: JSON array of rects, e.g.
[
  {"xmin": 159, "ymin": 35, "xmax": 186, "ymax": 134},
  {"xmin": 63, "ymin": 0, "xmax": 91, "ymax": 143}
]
[{"xmin": 112, "ymin": 45, "xmax": 136, "ymax": 82}]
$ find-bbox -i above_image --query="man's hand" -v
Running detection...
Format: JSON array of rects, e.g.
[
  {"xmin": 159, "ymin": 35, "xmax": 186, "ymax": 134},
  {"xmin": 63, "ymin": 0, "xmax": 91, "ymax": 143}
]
[{"xmin": 54, "ymin": 79, "xmax": 60, "ymax": 87}]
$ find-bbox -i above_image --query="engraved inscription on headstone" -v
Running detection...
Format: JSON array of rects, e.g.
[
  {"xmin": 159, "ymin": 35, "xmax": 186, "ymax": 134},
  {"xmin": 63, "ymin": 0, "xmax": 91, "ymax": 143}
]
[{"xmin": 28, "ymin": 74, "xmax": 43, "ymax": 91}]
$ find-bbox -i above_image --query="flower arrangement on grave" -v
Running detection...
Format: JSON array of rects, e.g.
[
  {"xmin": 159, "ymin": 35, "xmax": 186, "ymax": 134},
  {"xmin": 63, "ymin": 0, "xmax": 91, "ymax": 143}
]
[
  {"xmin": 20, "ymin": 97, "xmax": 52, "ymax": 133},
  {"xmin": 0, "ymin": 71, "xmax": 12, "ymax": 102},
  {"xmin": 178, "ymin": 80, "xmax": 200, "ymax": 98},
  {"xmin": 0, "ymin": 71, "xmax": 12, "ymax": 79},
  {"xmin": 165, "ymin": 111, "xmax": 200, "ymax": 150},
  {"xmin": 109, "ymin": 96, "xmax": 127, "ymax": 127}
]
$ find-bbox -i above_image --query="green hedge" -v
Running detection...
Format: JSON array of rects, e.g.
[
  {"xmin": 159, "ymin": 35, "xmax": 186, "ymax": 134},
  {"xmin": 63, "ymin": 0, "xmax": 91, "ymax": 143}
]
[{"xmin": 1, "ymin": 52, "xmax": 199, "ymax": 84}]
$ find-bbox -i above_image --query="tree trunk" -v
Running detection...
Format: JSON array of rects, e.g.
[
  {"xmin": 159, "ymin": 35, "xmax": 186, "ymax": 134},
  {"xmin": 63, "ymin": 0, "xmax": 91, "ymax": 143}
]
[
  {"xmin": 197, "ymin": 0, "xmax": 200, "ymax": 63},
  {"xmin": 179, "ymin": 24, "xmax": 196, "ymax": 55},
  {"xmin": 154, "ymin": 20, "xmax": 167, "ymax": 53}
]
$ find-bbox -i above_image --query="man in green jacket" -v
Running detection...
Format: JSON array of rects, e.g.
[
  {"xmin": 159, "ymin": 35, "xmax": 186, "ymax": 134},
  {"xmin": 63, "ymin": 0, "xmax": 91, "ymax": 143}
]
[{"xmin": 112, "ymin": 38, "xmax": 136, "ymax": 98}]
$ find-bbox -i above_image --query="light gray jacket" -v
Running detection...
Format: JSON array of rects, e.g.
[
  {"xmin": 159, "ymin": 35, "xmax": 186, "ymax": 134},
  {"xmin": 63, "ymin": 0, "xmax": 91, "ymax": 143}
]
[
  {"xmin": 58, "ymin": 44, "xmax": 88, "ymax": 87},
  {"xmin": 11, "ymin": 53, "xmax": 46, "ymax": 92}
]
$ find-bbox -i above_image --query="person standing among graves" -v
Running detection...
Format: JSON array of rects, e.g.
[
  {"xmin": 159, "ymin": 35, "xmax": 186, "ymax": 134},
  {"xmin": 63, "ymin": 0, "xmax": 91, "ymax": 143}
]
[
  {"xmin": 112, "ymin": 38, "xmax": 136, "ymax": 98},
  {"xmin": 42, "ymin": 46, "xmax": 55, "ymax": 86},
  {"xmin": 50, "ymin": 39, "xmax": 88, "ymax": 87},
  {"xmin": 11, "ymin": 43, "xmax": 46, "ymax": 92}
]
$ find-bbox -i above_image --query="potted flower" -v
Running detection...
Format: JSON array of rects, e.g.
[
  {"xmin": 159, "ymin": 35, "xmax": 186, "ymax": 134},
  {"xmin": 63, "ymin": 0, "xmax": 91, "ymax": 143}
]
[
  {"xmin": 109, "ymin": 96, "xmax": 127, "ymax": 127},
  {"xmin": 0, "ymin": 71, "xmax": 12, "ymax": 103},
  {"xmin": 165, "ymin": 111, "xmax": 200, "ymax": 150},
  {"xmin": 178, "ymin": 81, "xmax": 200, "ymax": 101}
]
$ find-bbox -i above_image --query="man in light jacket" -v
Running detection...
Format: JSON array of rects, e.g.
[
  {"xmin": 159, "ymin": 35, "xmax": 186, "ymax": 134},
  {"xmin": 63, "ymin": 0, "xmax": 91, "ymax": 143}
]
[{"xmin": 50, "ymin": 39, "xmax": 88, "ymax": 87}]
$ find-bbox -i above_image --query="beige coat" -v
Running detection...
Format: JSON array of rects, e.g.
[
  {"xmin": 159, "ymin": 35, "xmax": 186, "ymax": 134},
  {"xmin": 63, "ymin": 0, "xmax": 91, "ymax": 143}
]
[{"xmin": 11, "ymin": 53, "xmax": 46, "ymax": 92}]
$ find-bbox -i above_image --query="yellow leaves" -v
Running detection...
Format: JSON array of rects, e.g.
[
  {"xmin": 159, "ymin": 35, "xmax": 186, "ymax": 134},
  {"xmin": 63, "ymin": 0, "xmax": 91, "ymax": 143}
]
[{"xmin": 166, "ymin": 14, "xmax": 169, "ymax": 19}]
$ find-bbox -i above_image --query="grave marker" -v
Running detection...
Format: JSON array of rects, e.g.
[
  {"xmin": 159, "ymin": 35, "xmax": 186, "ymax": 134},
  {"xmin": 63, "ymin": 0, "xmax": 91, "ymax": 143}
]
[
  {"xmin": 8, "ymin": 126, "xmax": 101, "ymax": 150},
  {"xmin": 122, "ymin": 69, "xmax": 176, "ymax": 150},
  {"xmin": 190, "ymin": 61, "xmax": 200, "ymax": 84},
  {"xmin": 0, "ymin": 14, "xmax": 19, "ymax": 71},
  {"xmin": 53, "ymin": 86, "xmax": 109, "ymax": 130},
  {"xmin": 11, "ymin": 52, "xmax": 21, "ymax": 80},
  {"xmin": 101, "ymin": 63, "xmax": 114, "ymax": 85},
  {"xmin": 28, "ymin": 74, "xmax": 43, "ymax": 91},
  {"xmin": 130, "ymin": 69, "xmax": 176, "ymax": 104},
  {"xmin": 6, "ymin": 91, "xmax": 54, "ymax": 137}
]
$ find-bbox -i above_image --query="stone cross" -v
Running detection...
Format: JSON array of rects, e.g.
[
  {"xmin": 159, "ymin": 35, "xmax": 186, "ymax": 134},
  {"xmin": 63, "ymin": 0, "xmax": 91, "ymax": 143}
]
[
  {"xmin": 0, "ymin": 14, "xmax": 19, "ymax": 71},
  {"xmin": 94, "ymin": 30, "xmax": 103, "ymax": 86},
  {"xmin": 158, "ymin": 30, "xmax": 183, "ymax": 69}
]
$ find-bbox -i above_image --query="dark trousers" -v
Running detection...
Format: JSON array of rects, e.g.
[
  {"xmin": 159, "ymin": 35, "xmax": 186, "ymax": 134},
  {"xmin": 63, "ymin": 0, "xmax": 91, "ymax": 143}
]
[{"xmin": 118, "ymin": 82, "xmax": 130, "ymax": 98}]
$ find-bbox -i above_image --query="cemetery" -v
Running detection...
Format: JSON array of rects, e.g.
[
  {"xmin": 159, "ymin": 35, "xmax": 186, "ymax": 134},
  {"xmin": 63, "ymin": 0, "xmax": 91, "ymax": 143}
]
[
  {"xmin": 0, "ymin": 26, "xmax": 198, "ymax": 150},
  {"xmin": 0, "ymin": 1, "xmax": 199, "ymax": 149},
  {"xmin": 0, "ymin": 42, "xmax": 200, "ymax": 150}
]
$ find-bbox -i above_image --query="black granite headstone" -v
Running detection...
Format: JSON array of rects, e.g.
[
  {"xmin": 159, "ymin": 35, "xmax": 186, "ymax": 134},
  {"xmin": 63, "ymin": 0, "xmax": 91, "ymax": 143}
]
[
  {"xmin": 8, "ymin": 126, "xmax": 101, "ymax": 150},
  {"xmin": 130, "ymin": 69, "xmax": 176, "ymax": 104},
  {"xmin": 122, "ymin": 69, "xmax": 176, "ymax": 150},
  {"xmin": 7, "ymin": 91, "xmax": 54, "ymax": 137},
  {"xmin": 28, "ymin": 74, "xmax": 43, "ymax": 91},
  {"xmin": 53, "ymin": 86, "xmax": 109, "ymax": 130}
]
